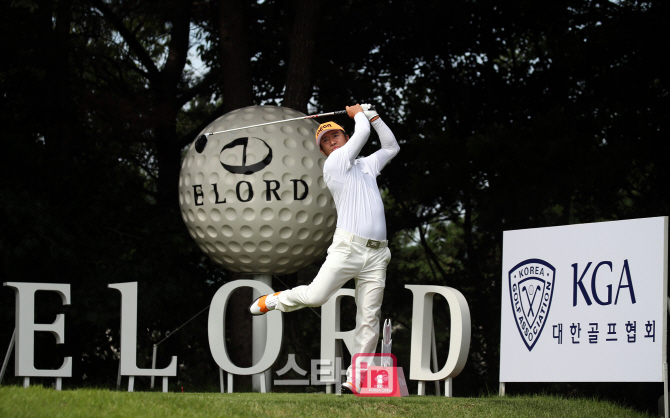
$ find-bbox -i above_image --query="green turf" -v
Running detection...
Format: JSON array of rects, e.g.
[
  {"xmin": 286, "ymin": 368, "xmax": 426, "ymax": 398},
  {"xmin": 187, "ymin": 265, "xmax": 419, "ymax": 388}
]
[{"xmin": 0, "ymin": 386, "xmax": 653, "ymax": 418}]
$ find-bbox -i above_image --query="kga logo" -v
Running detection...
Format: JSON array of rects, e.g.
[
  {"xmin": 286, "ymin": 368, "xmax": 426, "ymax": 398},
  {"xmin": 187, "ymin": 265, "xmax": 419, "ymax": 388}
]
[{"xmin": 509, "ymin": 259, "xmax": 556, "ymax": 351}]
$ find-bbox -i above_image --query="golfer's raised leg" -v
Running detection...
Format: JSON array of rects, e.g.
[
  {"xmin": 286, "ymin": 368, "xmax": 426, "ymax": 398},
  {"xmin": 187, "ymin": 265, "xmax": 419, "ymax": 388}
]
[{"xmin": 275, "ymin": 235, "xmax": 361, "ymax": 312}]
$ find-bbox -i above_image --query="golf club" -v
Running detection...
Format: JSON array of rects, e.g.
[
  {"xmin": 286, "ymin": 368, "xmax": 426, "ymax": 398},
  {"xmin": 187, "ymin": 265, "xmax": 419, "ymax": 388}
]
[{"xmin": 194, "ymin": 109, "xmax": 348, "ymax": 153}]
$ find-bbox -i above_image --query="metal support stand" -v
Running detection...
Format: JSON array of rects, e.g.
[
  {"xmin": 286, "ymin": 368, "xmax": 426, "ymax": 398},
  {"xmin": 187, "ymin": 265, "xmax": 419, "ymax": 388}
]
[
  {"xmin": 431, "ymin": 324, "xmax": 441, "ymax": 396},
  {"xmin": 150, "ymin": 345, "xmax": 157, "ymax": 389},
  {"xmin": 664, "ymin": 299, "xmax": 669, "ymax": 418},
  {"xmin": 326, "ymin": 339, "xmax": 344, "ymax": 394},
  {"xmin": 219, "ymin": 368, "xmax": 225, "ymax": 393},
  {"xmin": 417, "ymin": 380, "xmax": 425, "ymax": 395},
  {"xmin": 228, "ymin": 373, "xmax": 233, "ymax": 393},
  {"xmin": 444, "ymin": 377, "xmax": 452, "ymax": 397},
  {"xmin": 417, "ymin": 322, "xmax": 448, "ymax": 396},
  {"xmin": 499, "ymin": 382, "xmax": 505, "ymax": 396},
  {"xmin": 259, "ymin": 373, "xmax": 267, "ymax": 393},
  {"xmin": 664, "ymin": 362, "xmax": 668, "ymax": 418},
  {"xmin": 1, "ymin": 329, "xmax": 15, "ymax": 384},
  {"xmin": 124, "ymin": 373, "xmax": 170, "ymax": 392},
  {"xmin": 252, "ymin": 274, "xmax": 272, "ymax": 393}
]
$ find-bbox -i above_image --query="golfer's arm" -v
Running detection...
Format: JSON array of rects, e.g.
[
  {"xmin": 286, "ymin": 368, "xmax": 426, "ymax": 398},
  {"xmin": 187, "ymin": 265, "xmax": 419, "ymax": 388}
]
[
  {"xmin": 371, "ymin": 117, "xmax": 400, "ymax": 167},
  {"xmin": 344, "ymin": 113, "xmax": 371, "ymax": 164}
]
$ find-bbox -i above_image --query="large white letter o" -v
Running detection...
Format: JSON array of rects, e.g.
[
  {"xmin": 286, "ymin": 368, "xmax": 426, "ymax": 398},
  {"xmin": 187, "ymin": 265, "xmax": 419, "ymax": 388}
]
[{"xmin": 208, "ymin": 280, "xmax": 283, "ymax": 375}]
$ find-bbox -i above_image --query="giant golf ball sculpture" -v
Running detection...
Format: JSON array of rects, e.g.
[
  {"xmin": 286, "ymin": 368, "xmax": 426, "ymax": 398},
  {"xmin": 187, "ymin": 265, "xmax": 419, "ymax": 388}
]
[{"xmin": 178, "ymin": 106, "xmax": 337, "ymax": 274}]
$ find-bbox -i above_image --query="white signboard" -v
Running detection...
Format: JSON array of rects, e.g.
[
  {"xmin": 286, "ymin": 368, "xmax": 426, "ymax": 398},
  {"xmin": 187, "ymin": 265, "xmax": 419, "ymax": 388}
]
[{"xmin": 500, "ymin": 217, "xmax": 668, "ymax": 382}]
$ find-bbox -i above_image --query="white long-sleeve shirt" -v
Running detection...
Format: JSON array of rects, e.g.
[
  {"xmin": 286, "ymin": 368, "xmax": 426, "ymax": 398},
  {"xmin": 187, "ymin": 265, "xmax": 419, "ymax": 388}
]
[{"xmin": 323, "ymin": 113, "xmax": 400, "ymax": 241}]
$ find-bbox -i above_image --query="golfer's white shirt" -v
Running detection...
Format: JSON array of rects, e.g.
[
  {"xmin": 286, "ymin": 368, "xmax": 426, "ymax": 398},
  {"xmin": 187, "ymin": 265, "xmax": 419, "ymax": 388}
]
[{"xmin": 323, "ymin": 113, "xmax": 400, "ymax": 242}]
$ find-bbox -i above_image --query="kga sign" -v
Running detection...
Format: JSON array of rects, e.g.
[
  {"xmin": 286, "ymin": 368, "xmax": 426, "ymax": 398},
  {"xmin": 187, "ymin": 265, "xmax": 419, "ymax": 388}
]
[{"xmin": 500, "ymin": 216, "xmax": 668, "ymax": 382}]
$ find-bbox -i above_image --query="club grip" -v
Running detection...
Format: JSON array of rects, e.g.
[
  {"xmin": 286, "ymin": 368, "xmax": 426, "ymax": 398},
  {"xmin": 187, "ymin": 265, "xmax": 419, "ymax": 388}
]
[{"xmin": 333, "ymin": 110, "xmax": 347, "ymax": 115}]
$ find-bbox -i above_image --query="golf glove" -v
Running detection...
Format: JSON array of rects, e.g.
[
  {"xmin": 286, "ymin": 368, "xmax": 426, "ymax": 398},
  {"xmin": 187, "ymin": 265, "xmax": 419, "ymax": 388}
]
[{"xmin": 361, "ymin": 103, "xmax": 379, "ymax": 121}]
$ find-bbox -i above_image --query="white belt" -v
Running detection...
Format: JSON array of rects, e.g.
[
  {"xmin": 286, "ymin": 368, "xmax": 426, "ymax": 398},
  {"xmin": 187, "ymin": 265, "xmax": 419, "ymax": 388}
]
[{"xmin": 334, "ymin": 228, "xmax": 387, "ymax": 249}]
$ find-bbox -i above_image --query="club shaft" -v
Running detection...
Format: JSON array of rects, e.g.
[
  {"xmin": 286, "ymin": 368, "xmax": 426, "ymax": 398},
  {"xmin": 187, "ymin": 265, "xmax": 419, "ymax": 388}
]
[{"xmin": 205, "ymin": 110, "xmax": 347, "ymax": 137}]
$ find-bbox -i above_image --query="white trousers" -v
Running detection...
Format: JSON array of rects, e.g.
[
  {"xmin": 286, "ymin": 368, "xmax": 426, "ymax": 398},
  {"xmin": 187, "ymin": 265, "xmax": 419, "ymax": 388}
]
[{"xmin": 276, "ymin": 228, "xmax": 391, "ymax": 377}]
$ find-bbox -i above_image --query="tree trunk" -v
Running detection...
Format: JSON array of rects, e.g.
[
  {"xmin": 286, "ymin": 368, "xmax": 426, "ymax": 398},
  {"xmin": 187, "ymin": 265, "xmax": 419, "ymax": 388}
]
[
  {"xmin": 42, "ymin": 0, "xmax": 75, "ymax": 161},
  {"xmin": 283, "ymin": 0, "xmax": 322, "ymax": 113},
  {"xmin": 217, "ymin": 0, "xmax": 254, "ymax": 113},
  {"xmin": 154, "ymin": 1, "xmax": 192, "ymax": 208}
]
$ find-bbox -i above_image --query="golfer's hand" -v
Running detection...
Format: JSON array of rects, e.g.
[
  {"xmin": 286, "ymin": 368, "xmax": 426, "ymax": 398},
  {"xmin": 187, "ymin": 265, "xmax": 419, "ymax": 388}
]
[
  {"xmin": 361, "ymin": 103, "xmax": 379, "ymax": 121},
  {"xmin": 346, "ymin": 104, "xmax": 364, "ymax": 119}
]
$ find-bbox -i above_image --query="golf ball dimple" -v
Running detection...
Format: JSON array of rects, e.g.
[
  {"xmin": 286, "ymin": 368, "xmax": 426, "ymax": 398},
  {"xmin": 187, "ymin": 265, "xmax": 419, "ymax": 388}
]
[
  {"xmin": 211, "ymin": 209, "xmax": 221, "ymax": 222},
  {"xmin": 302, "ymin": 139, "xmax": 314, "ymax": 151},
  {"xmin": 261, "ymin": 208, "xmax": 274, "ymax": 221},
  {"xmin": 283, "ymin": 155, "xmax": 295, "ymax": 167}
]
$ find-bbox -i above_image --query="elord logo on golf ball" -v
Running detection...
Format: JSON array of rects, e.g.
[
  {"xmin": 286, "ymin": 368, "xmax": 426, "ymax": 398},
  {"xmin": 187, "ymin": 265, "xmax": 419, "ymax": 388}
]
[{"xmin": 219, "ymin": 137, "xmax": 273, "ymax": 175}]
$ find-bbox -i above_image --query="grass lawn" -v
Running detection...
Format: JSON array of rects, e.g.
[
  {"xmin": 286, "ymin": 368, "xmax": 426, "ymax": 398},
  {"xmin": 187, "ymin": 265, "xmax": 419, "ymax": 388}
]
[{"xmin": 0, "ymin": 386, "xmax": 654, "ymax": 417}]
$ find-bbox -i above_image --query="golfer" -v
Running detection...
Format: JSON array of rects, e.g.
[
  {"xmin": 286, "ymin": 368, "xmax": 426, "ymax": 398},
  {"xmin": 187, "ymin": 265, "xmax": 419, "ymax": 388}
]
[{"xmin": 250, "ymin": 103, "xmax": 400, "ymax": 394}]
